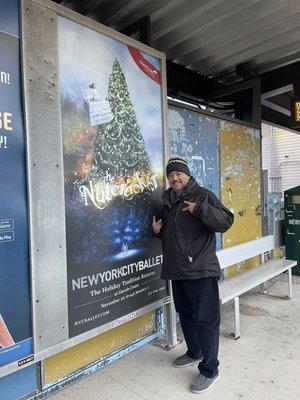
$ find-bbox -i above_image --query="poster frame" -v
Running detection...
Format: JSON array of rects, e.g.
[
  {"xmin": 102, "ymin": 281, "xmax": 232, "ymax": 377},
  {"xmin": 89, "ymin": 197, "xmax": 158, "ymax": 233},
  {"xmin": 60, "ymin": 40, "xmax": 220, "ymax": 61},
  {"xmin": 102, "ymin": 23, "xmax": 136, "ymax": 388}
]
[{"xmin": 0, "ymin": 0, "xmax": 172, "ymax": 379}]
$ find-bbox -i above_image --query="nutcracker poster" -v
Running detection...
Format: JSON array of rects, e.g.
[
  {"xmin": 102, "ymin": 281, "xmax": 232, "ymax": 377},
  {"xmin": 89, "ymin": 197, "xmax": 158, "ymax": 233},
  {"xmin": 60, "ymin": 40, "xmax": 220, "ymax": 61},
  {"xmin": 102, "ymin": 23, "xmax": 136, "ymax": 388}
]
[{"xmin": 58, "ymin": 17, "xmax": 168, "ymax": 337}]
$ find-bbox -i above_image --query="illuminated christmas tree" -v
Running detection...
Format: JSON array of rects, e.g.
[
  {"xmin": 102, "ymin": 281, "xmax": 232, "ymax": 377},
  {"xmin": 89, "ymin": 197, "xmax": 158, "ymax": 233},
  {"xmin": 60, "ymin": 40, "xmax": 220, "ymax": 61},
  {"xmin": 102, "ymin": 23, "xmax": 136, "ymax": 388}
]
[
  {"xmin": 110, "ymin": 208, "xmax": 142, "ymax": 252},
  {"xmin": 94, "ymin": 59, "xmax": 150, "ymax": 176}
]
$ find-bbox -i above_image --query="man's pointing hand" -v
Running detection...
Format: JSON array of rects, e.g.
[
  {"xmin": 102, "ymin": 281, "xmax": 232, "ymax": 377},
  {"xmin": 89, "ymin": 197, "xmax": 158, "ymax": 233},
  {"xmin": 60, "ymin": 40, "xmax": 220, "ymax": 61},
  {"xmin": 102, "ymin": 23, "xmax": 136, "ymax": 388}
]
[
  {"xmin": 152, "ymin": 216, "xmax": 163, "ymax": 234},
  {"xmin": 183, "ymin": 201, "xmax": 196, "ymax": 214}
]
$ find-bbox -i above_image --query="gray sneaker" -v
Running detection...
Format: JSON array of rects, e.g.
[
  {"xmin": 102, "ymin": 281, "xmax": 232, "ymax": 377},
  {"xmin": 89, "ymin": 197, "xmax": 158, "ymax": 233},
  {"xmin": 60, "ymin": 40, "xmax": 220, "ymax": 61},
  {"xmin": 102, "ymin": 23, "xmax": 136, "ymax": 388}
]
[
  {"xmin": 190, "ymin": 372, "xmax": 220, "ymax": 393},
  {"xmin": 173, "ymin": 354, "xmax": 202, "ymax": 368}
]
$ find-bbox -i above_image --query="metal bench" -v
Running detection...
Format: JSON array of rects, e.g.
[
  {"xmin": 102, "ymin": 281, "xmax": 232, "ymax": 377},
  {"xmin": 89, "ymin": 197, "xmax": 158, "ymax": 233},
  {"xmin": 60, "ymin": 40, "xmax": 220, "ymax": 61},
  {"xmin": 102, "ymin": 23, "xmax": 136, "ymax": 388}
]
[{"xmin": 216, "ymin": 235, "xmax": 297, "ymax": 339}]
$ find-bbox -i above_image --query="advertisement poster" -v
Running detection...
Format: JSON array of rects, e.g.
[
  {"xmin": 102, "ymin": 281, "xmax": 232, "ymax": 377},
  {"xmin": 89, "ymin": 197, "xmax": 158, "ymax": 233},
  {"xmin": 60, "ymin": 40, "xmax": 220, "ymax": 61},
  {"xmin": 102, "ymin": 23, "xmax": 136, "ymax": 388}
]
[
  {"xmin": 58, "ymin": 17, "xmax": 168, "ymax": 338},
  {"xmin": 0, "ymin": 0, "xmax": 32, "ymax": 366}
]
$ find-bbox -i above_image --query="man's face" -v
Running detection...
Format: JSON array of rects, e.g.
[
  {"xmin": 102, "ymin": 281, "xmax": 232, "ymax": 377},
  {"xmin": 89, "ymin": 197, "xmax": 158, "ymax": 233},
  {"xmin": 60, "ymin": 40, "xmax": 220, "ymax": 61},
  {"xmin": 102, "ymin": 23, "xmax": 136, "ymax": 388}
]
[{"xmin": 168, "ymin": 171, "xmax": 190, "ymax": 192}]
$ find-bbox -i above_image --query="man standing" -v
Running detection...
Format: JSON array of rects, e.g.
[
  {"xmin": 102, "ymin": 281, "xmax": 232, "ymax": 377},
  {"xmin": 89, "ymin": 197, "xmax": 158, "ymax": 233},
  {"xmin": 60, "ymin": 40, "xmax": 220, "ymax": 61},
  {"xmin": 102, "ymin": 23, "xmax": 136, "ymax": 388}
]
[{"xmin": 152, "ymin": 157, "xmax": 234, "ymax": 394}]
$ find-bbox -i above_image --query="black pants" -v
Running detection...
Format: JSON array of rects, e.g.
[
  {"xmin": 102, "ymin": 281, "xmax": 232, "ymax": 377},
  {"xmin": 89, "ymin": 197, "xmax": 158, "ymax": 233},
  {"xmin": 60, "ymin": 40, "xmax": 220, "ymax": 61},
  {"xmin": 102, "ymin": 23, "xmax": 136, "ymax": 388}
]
[{"xmin": 172, "ymin": 277, "xmax": 220, "ymax": 378}]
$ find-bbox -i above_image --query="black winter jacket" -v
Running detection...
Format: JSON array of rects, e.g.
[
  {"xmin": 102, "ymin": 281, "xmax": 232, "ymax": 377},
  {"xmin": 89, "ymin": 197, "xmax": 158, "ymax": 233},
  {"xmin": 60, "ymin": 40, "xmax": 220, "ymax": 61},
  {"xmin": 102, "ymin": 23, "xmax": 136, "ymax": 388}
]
[{"xmin": 159, "ymin": 177, "xmax": 234, "ymax": 280}]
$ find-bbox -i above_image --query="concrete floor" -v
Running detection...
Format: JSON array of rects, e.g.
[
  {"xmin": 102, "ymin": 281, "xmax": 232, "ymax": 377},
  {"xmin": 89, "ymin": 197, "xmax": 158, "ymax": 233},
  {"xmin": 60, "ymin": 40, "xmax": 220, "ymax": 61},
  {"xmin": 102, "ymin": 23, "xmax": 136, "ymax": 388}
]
[{"xmin": 49, "ymin": 275, "xmax": 300, "ymax": 400}]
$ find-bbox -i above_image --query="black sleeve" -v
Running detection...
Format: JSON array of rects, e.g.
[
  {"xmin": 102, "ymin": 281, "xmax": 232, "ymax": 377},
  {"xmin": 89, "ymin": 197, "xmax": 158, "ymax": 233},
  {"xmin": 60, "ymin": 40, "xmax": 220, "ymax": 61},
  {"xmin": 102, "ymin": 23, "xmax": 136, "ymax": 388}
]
[{"xmin": 193, "ymin": 191, "xmax": 234, "ymax": 233}]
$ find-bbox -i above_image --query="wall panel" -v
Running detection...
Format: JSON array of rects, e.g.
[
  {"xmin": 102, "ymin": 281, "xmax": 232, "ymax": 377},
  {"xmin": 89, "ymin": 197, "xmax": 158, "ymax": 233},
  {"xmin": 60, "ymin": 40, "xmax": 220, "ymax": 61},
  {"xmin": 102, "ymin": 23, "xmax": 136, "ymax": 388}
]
[
  {"xmin": 168, "ymin": 104, "xmax": 220, "ymax": 195},
  {"xmin": 262, "ymin": 122, "xmax": 300, "ymax": 193},
  {"xmin": 43, "ymin": 312, "xmax": 155, "ymax": 386},
  {"xmin": 168, "ymin": 103, "xmax": 221, "ymax": 248},
  {"xmin": 220, "ymin": 121, "xmax": 262, "ymax": 277}
]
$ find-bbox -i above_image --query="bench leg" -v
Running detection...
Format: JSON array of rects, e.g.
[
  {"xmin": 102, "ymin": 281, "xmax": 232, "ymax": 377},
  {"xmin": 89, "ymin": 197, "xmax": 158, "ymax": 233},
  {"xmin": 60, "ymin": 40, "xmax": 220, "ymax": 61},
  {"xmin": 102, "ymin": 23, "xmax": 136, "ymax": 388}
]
[
  {"xmin": 287, "ymin": 268, "xmax": 293, "ymax": 300},
  {"xmin": 259, "ymin": 282, "xmax": 268, "ymax": 294},
  {"xmin": 233, "ymin": 297, "xmax": 240, "ymax": 340}
]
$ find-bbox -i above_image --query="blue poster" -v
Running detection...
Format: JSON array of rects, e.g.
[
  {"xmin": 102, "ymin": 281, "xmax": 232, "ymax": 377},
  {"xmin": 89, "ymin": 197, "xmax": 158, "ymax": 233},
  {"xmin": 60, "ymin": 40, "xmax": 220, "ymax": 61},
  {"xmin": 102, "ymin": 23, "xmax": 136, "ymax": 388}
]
[
  {"xmin": 0, "ymin": 0, "xmax": 32, "ymax": 366},
  {"xmin": 168, "ymin": 104, "xmax": 221, "ymax": 249},
  {"xmin": 0, "ymin": 0, "xmax": 19, "ymax": 38},
  {"xmin": 168, "ymin": 105, "xmax": 220, "ymax": 195}
]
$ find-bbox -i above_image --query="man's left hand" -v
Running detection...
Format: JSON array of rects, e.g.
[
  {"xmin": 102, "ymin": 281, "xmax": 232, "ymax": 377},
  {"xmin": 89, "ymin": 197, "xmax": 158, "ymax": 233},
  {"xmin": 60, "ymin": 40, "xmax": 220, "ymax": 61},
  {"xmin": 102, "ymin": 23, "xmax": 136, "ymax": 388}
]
[{"xmin": 183, "ymin": 201, "xmax": 196, "ymax": 214}]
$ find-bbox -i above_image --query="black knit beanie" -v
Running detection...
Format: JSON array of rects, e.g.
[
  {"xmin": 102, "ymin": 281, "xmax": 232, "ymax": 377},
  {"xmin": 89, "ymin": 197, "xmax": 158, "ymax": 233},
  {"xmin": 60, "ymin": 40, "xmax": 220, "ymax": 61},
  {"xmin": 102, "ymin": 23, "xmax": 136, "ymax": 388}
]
[{"xmin": 166, "ymin": 157, "xmax": 191, "ymax": 177}]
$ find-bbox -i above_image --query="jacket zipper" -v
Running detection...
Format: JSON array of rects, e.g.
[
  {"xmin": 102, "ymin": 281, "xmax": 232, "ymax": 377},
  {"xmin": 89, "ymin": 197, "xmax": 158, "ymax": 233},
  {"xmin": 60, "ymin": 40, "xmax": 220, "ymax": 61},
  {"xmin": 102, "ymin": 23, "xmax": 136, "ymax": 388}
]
[
  {"xmin": 174, "ymin": 203, "xmax": 193, "ymax": 264},
  {"xmin": 174, "ymin": 202, "xmax": 181, "ymax": 223},
  {"xmin": 187, "ymin": 244, "xmax": 193, "ymax": 264}
]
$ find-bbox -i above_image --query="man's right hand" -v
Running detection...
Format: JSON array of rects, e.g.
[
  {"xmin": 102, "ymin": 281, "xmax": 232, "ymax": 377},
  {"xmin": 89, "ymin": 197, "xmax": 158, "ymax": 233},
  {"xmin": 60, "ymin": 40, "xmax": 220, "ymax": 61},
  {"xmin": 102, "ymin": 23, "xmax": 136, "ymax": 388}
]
[{"xmin": 152, "ymin": 216, "xmax": 163, "ymax": 234}]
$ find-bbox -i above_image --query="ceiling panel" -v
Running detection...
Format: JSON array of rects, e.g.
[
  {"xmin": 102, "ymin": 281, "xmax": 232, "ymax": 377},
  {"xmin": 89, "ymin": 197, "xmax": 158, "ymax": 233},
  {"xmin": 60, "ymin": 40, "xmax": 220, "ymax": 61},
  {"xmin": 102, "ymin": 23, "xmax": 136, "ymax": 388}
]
[
  {"xmin": 177, "ymin": 0, "xmax": 299, "ymax": 68},
  {"xmin": 54, "ymin": 0, "xmax": 300, "ymax": 88}
]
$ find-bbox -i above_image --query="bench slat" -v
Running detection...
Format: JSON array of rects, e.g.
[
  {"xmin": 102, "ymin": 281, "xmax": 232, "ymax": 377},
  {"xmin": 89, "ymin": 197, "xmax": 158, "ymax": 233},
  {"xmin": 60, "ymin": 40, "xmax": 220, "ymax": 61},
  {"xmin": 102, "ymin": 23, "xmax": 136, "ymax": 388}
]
[
  {"xmin": 219, "ymin": 258, "xmax": 297, "ymax": 304},
  {"xmin": 216, "ymin": 235, "xmax": 275, "ymax": 269}
]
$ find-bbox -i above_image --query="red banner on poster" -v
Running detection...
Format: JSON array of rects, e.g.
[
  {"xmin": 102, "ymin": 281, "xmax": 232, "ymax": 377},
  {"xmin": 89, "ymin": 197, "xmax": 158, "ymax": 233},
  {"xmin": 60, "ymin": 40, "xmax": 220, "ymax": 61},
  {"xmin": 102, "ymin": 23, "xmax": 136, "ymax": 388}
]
[{"xmin": 128, "ymin": 46, "xmax": 161, "ymax": 85}]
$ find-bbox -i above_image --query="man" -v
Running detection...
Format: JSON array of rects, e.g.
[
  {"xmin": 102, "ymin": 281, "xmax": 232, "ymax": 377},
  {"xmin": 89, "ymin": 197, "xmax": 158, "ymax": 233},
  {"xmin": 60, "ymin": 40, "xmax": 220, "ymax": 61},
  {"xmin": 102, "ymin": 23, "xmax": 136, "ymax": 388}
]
[{"xmin": 152, "ymin": 156, "xmax": 234, "ymax": 394}]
